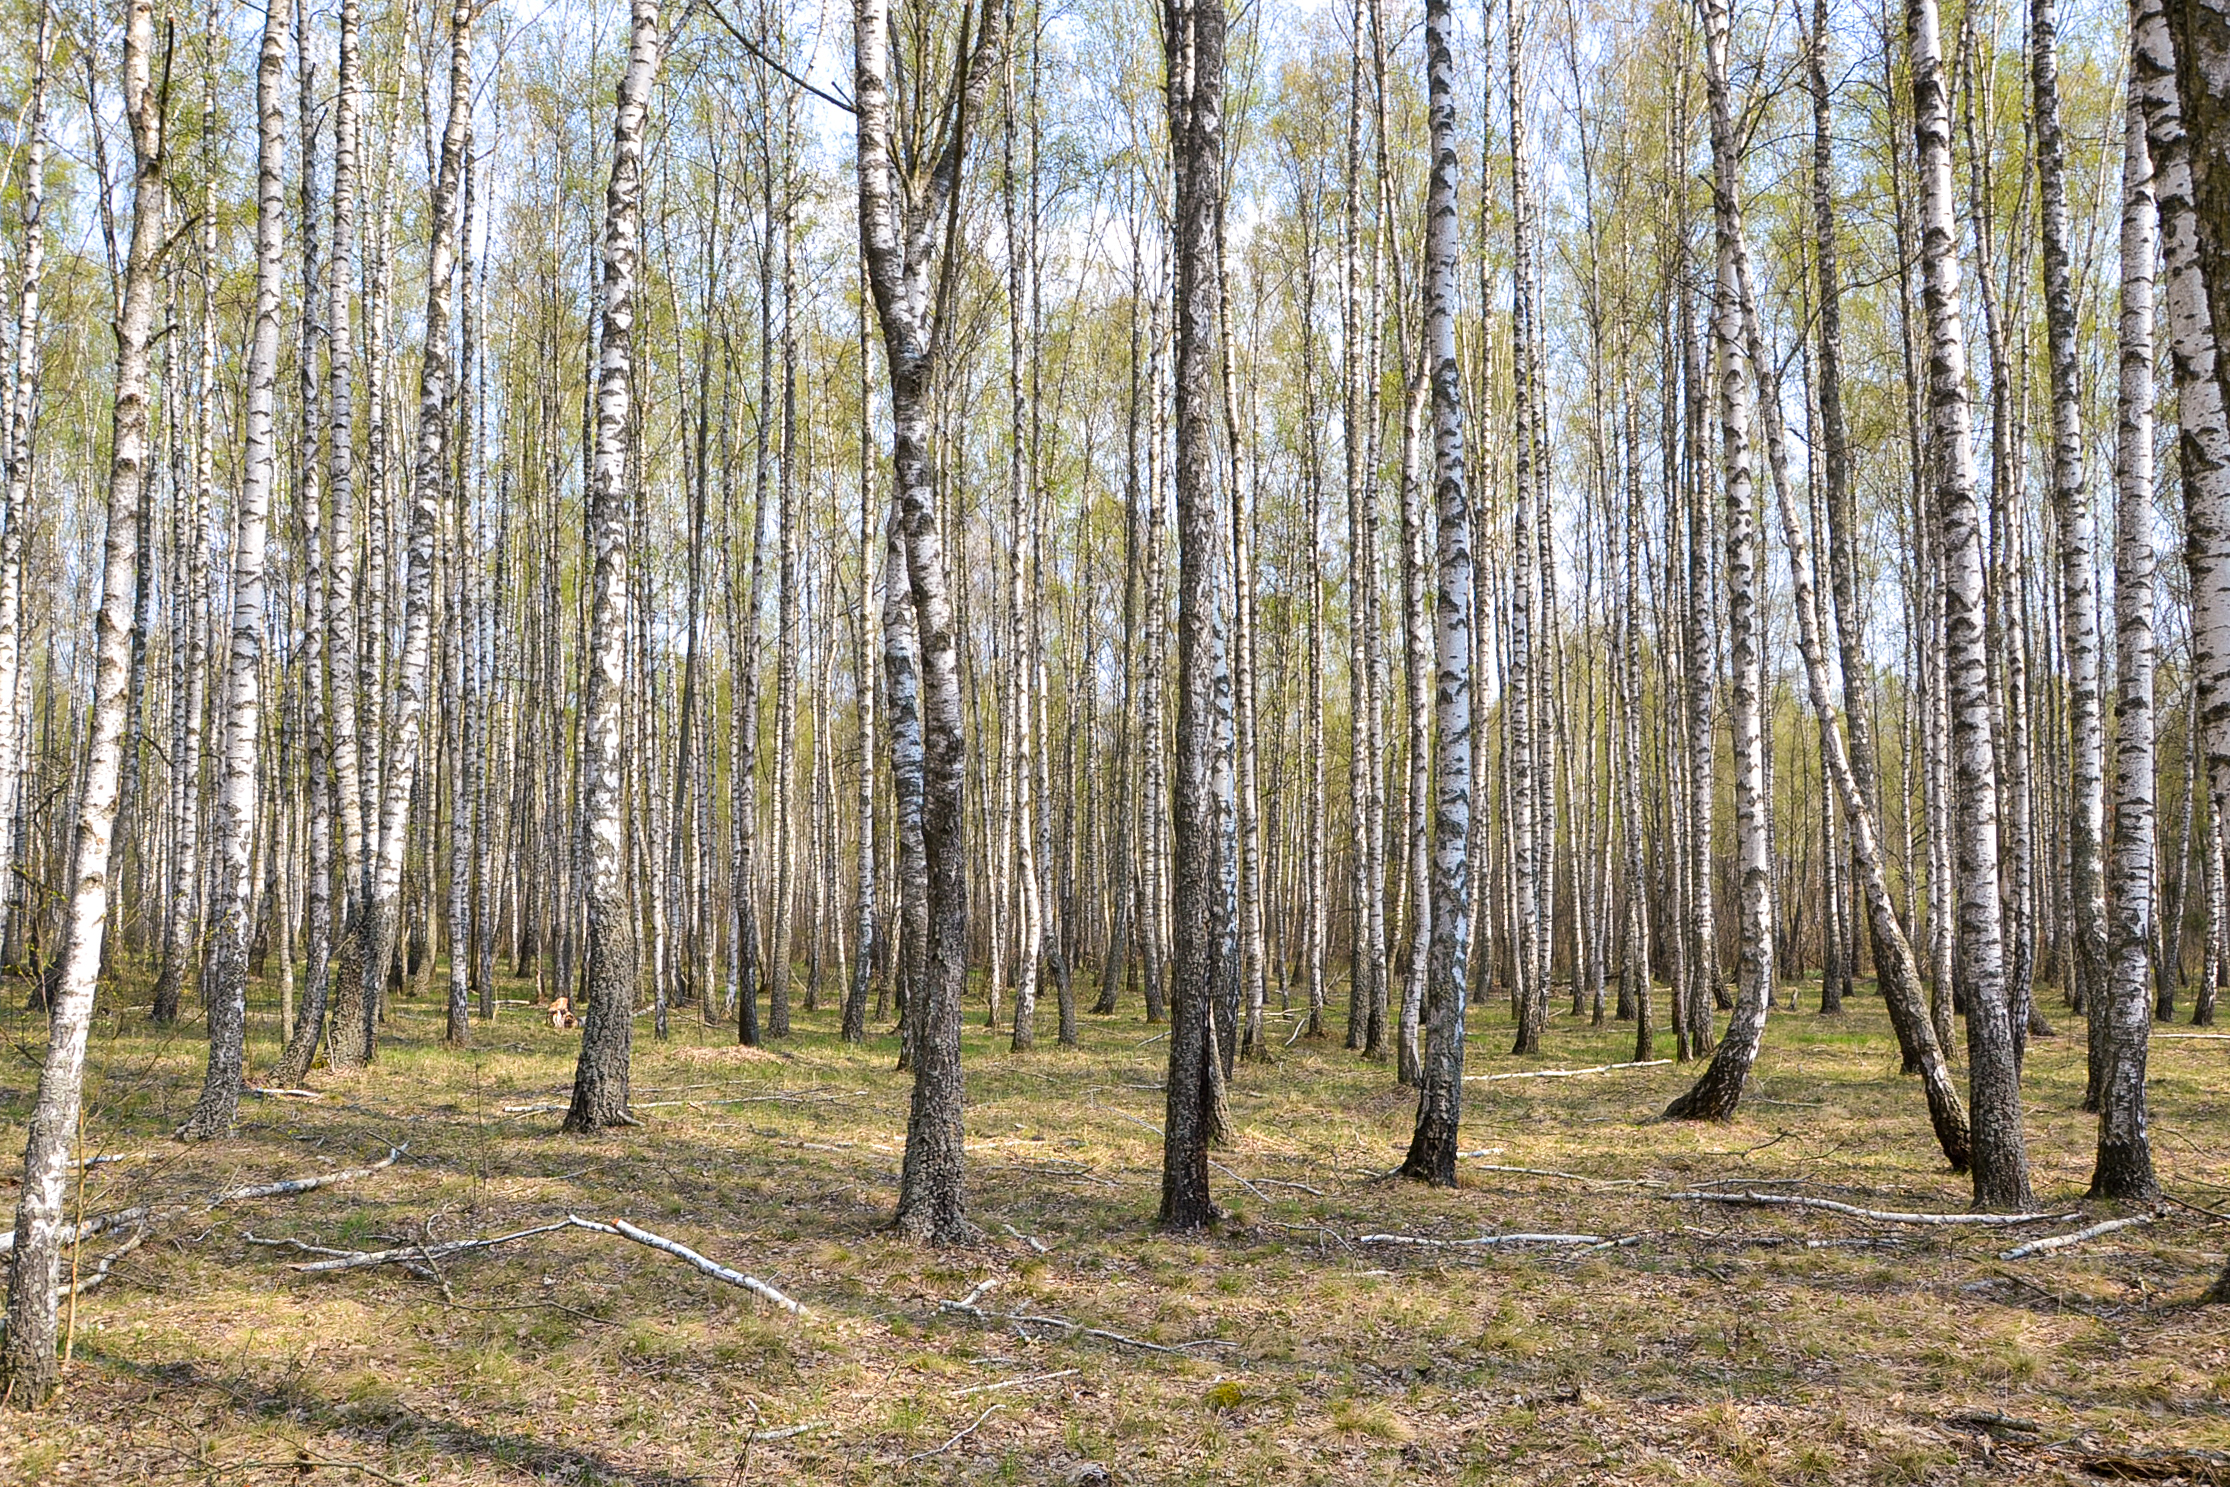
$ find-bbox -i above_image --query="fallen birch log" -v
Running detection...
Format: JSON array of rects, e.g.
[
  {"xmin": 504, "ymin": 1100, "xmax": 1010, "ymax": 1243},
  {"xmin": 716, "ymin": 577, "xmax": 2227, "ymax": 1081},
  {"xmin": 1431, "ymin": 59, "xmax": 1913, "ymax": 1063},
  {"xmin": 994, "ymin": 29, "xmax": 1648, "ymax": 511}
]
[
  {"xmin": 1666, "ymin": 1190, "xmax": 2076, "ymax": 1226},
  {"xmin": 261, "ymin": 1214, "xmax": 809, "ymax": 1315},
  {"xmin": 1997, "ymin": 1214, "xmax": 2152, "ymax": 1261},
  {"xmin": 1465, "ymin": 1059, "xmax": 1671, "ymax": 1083},
  {"xmin": 1360, "ymin": 1231, "xmax": 1608, "ymax": 1248}
]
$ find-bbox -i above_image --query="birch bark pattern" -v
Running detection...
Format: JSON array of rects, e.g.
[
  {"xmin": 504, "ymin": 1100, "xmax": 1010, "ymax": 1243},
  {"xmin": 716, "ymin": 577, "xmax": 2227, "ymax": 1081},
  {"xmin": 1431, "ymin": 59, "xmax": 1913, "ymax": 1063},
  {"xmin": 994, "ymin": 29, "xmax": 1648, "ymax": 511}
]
[
  {"xmin": 358, "ymin": 4, "xmax": 474, "ymax": 1074},
  {"xmin": 0, "ymin": 1, "xmax": 48, "ymax": 1016},
  {"xmin": 2, "ymin": 0, "xmax": 164, "ymax": 1405},
  {"xmin": 2032, "ymin": 0, "xmax": 2107, "ymax": 1073},
  {"xmin": 567, "ymin": 0, "xmax": 665, "ymax": 1132},
  {"xmin": 854, "ymin": 0, "xmax": 1004, "ymax": 1243},
  {"xmin": 1399, "ymin": 0, "xmax": 1472, "ymax": 1183},
  {"xmin": 1160, "ymin": 0, "xmax": 1228, "ymax": 1232},
  {"xmin": 1667, "ymin": 0, "xmax": 1771, "ymax": 1123},
  {"xmin": 2095, "ymin": 65, "xmax": 2160, "ymax": 1202},
  {"xmin": 180, "ymin": 0, "xmax": 295, "ymax": 1142},
  {"xmin": 1909, "ymin": 0, "xmax": 2033, "ymax": 1209}
]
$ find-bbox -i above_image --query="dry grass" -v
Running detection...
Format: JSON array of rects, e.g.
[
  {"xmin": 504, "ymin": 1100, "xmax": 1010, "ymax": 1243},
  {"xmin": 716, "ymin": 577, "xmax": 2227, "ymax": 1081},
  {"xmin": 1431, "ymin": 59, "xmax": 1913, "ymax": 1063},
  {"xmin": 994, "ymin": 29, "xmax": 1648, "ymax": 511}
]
[{"xmin": 2, "ymin": 968, "xmax": 2226, "ymax": 1485}]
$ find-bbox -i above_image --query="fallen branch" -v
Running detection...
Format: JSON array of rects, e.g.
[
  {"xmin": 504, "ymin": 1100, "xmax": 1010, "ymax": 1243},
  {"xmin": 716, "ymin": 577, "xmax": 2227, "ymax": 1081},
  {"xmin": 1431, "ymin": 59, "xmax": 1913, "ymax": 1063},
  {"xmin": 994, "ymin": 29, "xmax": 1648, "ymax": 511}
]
[
  {"xmin": 1466, "ymin": 1059, "xmax": 1670, "ymax": 1083},
  {"xmin": 221, "ymin": 1457, "xmax": 406, "ymax": 1486},
  {"xmin": 244, "ymin": 1087, "xmax": 324, "ymax": 1100},
  {"xmin": 1997, "ymin": 1214, "xmax": 2152, "ymax": 1261},
  {"xmin": 1942, "ymin": 1408, "xmax": 2042, "ymax": 1441},
  {"xmin": 264, "ymin": 1214, "xmax": 808, "ymax": 1315},
  {"xmin": 67, "ymin": 1225, "xmax": 148, "ymax": 1296},
  {"xmin": 0, "ymin": 1204, "xmax": 154, "ymax": 1257},
  {"xmin": 1665, "ymin": 1190, "xmax": 2076, "ymax": 1226},
  {"xmin": 1000, "ymin": 1222, "xmax": 1049, "ymax": 1254},
  {"xmin": 951, "ymin": 1368, "xmax": 1078, "ymax": 1398},
  {"xmin": 572, "ymin": 1215, "xmax": 809, "ymax": 1315},
  {"xmin": 212, "ymin": 1146, "xmax": 405, "ymax": 1205},
  {"xmin": 1359, "ymin": 1231, "xmax": 1607, "ymax": 1248},
  {"xmin": 938, "ymin": 1298, "xmax": 1231, "ymax": 1356},
  {"xmin": 901, "ymin": 1403, "xmax": 1004, "ymax": 1464},
  {"xmin": 746, "ymin": 1421, "xmax": 827, "ymax": 1442}
]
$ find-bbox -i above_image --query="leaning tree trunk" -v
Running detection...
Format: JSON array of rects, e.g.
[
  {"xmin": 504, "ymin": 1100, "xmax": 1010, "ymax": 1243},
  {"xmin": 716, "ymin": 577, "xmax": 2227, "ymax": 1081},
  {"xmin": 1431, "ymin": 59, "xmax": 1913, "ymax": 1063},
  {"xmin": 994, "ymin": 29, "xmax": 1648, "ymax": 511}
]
[
  {"xmin": 1398, "ymin": 0, "xmax": 1473, "ymax": 1184},
  {"xmin": 2095, "ymin": 69, "xmax": 2162, "ymax": 1203},
  {"xmin": 179, "ymin": 0, "xmax": 294, "ymax": 1142},
  {"xmin": 1741, "ymin": 56, "xmax": 1972, "ymax": 1168},
  {"xmin": 1160, "ymin": 0, "xmax": 1229, "ymax": 1232},
  {"xmin": 1910, "ymin": 0, "xmax": 2034, "ymax": 1210},
  {"xmin": 1, "ymin": 0, "xmax": 164, "ymax": 1406},
  {"xmin": 566, "ymin": 0, "xmax": 664, "ymax": 1133},
  {"xmin": 1667, "ymin": 0, "xmax": 1772, "ymax": 1123}
]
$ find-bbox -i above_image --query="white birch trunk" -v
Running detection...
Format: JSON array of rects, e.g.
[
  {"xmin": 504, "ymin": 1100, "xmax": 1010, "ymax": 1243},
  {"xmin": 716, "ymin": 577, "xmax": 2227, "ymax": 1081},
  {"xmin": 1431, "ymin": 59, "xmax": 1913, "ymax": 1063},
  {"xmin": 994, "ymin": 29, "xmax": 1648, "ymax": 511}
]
[
  {"xmin": 180, "ymin": 0, "xmax": 294, "ymax": 1141},
  {"xmin": 1, "ymin": 0, "xmax": 164, "ymax": 1402}
]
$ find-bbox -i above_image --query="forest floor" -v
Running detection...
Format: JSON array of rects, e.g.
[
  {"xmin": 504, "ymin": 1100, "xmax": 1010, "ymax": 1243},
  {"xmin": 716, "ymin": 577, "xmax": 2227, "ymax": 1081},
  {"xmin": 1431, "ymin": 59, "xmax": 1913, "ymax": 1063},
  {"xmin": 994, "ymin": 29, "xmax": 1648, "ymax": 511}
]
[{"xmin": 1, "ymin": 969, "xmax": 2226, "ymax": 1486}]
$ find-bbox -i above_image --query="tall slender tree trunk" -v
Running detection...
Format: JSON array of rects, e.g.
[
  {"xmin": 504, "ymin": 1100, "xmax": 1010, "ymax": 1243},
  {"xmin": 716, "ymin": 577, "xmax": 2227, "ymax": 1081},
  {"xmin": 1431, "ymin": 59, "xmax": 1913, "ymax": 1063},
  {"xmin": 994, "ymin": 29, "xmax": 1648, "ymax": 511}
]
[
  {"xmin": 1399, "ymin": 0, "xmax": 1471, "ymax": 1182},
  {"xmin": 1668, "ymin": 0, "xmax": 1772, "ymax": 1122},
  {"xmin": 314, "ymin": 0, "xmax": 371, "ymax": 1076},
  {"xmin": 1910, "ymin": 0, "xmax": 2033, "ymax": 1209},
  {"xmin": 2096, "ymin": 68, "xmax": 2162, "ymax": 1202},
  {"xmin": 1508, "ymin": 0, "xmax": 1545, "ymax": 1056},
  {"xmin": 567, "ymin": 0, "xmax": 663, "ymax": 1131},
  {"xmin": 855, "ymin": 0, "xmax": 1002, "ymax": 1244},
  {"xmin": 2031, "ymin": 0, "xmax": 2107, "ymax": 1083},
  {"xmin": 359, "ymin": 2, "xmax": 474, "ymax": 1074},
  {"xmin": 179, "ymin": 0, "xmax": 296, "ymax": 1141},
  {"xmin": 1160, "ymin": 0, "xmax": 1228, "ymax": 1232},
  {"xmin": 1, "ymin": 0, "xmax": 164, "ymax": 1404}
]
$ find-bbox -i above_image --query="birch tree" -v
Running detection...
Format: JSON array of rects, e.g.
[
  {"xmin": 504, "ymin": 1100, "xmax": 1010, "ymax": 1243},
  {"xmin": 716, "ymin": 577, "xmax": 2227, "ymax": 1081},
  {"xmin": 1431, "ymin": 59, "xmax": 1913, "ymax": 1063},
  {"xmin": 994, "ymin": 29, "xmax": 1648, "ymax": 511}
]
[
  {"xmin": 2095, "ymin": 67, "xmax": 2160, "ymax": 1202},
  {"xmin": 1909, "ymin": 0, "xmax": 2033, "ymax": 1209},
  {"xmin": 1398, "ymin": 0, "xmax": 1472, "ymax": 1183},
  {"xmin": 180, "ymin": 0, "xmax": 295, "ymax": 1142},
  {"xmin": 2, "ymin": 0, "xmax": 166, "ymax": 1404},
  {"xmin": 855, "ymin": 0, "xmax": 1005, "ymax": 1243},
  {"xmin": 567, "ymin": 0, "xmax": 665, "ymax": 1131}
]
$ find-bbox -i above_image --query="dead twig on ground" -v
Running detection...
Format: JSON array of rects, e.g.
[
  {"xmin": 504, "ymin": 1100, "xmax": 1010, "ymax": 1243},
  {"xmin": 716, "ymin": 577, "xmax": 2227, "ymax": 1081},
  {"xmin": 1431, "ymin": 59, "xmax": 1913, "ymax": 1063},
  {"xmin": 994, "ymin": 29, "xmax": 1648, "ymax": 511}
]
[
  {"xmin": 899, "ymin": 1403, "xmax": 1004, "ymax": 1464},
  {"xmin": 938, "ymin": 1296, "xmax": 1232, "ymax": 1356}
]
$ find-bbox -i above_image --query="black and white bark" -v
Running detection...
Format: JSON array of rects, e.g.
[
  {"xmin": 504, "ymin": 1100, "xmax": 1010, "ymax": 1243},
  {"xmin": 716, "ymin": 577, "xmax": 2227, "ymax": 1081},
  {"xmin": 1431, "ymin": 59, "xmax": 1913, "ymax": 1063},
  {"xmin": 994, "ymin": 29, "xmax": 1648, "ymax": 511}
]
[
  {"xmin": 1667, "ymin": 0, "xmax": 1771, "ymax": 1123},
  {"xmin": 1160, "ymin": 0, "xmax": 1228, "ymax": 1231},
  {"xmin": 358, "ymin": 3, "xmax": 474, "ymax": 1070},
  {"xmin": 2, "ymin": 0, "xmax": 164, "ymax": 1405},
  {"xmin": 2095, "ymin": 67, "xmax": 2161, "ymax": 1203},
  {"xmin": 855, "ymin": 0, "xmax": 1004, "ymax": 1243},
  {"xmin": 567, "ymin": 0, "xmax": 664, "ymax": 1131},
  {"xmin": 2033, "ymin": 0, "xmax": 2108, "ymax": 1069},
  {"xmin": 1910, "ymin": 0, "xmax": 2034, "ymax": 1209},
  {"xmin": 179, "ymin": 0, "xmax": 295, "ymax": 1142},
  {"xmin": 1398, "ymin": 0, "xmax": 1472, "ymax": 1184}
]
